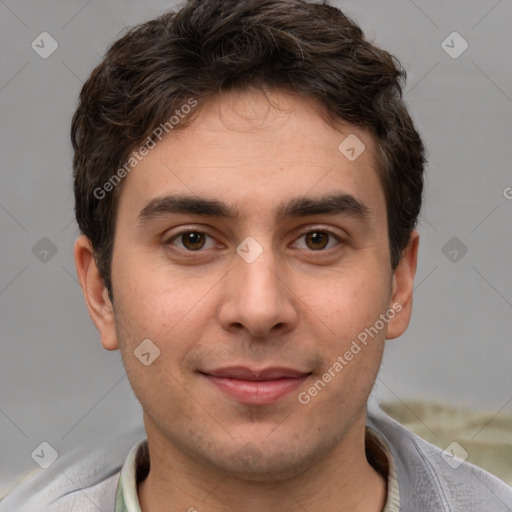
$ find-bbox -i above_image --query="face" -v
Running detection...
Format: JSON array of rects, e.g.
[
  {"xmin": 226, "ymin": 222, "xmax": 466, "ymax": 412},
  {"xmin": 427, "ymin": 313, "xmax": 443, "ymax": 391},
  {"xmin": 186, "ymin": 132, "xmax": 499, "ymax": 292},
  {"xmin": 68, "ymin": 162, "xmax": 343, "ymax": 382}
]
[{"xmin": 76, "ymin": 88, "xmax": 417, "ymax": 481}]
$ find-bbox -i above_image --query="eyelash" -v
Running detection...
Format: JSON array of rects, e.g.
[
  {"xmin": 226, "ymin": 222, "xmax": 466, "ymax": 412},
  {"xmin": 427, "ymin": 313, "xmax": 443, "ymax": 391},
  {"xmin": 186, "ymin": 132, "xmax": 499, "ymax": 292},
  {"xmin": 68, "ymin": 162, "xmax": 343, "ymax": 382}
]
[{"xmin": 164, "ymin": 227, "xmax": 344, "ymax": 256}]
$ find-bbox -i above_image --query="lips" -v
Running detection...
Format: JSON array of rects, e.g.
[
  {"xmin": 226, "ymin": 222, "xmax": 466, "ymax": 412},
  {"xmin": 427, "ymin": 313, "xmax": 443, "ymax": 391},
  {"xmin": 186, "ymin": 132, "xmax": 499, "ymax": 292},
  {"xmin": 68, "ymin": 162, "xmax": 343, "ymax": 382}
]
[
  {"xmin": 200, "ymin": 366, "xmax": 311, "ymax": 405},
  {"xmin": 204, "ymin": 366, "xmax": 309, "ymax": 380}
]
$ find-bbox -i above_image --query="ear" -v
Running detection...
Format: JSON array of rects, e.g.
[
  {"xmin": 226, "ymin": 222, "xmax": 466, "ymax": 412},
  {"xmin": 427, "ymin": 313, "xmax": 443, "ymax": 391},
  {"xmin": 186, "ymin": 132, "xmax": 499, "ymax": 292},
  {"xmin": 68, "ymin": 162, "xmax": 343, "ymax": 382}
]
[
  {"xmin": 74, "ymin": 235, "xmax": 119, "ymax": 350},
  {"xmin": 386, "ymin": 230, "xmax": 419, "ymax": 340}
]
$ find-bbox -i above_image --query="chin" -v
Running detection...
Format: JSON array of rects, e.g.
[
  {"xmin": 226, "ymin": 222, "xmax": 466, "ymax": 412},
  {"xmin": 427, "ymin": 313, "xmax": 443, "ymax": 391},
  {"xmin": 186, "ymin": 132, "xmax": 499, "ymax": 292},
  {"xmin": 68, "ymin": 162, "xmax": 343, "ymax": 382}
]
[{"xmin": 203, "ymin": 435, "xmax": 334, "ymax": 483}]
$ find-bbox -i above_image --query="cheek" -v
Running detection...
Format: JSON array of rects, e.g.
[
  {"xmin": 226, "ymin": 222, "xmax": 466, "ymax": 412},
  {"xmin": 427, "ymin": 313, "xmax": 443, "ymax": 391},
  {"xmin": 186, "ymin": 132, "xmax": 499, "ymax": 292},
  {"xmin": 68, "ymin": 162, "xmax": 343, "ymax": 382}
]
[
  {"xmin": 113, "ymin": 251, "xmax": 201, "ymax": 335},
  {"xmin": 112, "ymin": 281, "xmax": 203, "ymax": 419},
  {"xmin": 306, "ymin": 266, "xmax": 391, "ymax": 343},
  {"xmin": 110, "ymin": 271, "xmax": 196, "ymax": 385},
  {"xmin": 298, "ymin": 275, "xmax": 389, "ymax": 414}
]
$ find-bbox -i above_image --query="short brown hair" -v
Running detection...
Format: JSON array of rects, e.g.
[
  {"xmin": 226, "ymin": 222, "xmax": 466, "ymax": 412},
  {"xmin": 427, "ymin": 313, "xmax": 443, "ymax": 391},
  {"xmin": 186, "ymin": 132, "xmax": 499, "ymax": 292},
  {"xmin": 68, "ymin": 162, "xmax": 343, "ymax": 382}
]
[{"xmin": 71, "ymin": 0, "xmax": 426, "ymax": 297}]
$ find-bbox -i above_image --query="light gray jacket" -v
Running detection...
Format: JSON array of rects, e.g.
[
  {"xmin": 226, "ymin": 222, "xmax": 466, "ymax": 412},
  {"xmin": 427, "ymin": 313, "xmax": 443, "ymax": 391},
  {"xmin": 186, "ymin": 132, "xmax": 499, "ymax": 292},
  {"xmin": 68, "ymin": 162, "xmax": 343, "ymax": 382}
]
[{"xmin": 2, "ymin": 405, "xmax": 511, "ymax": 511}]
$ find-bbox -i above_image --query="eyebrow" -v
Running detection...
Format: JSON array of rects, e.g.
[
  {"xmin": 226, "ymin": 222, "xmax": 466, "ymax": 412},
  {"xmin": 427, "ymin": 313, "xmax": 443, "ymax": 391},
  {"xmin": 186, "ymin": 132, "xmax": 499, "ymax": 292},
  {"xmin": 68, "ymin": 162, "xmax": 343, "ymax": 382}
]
[{"xmin": 137, "ymin": 192, "xmax": 371, "ymax": 225}]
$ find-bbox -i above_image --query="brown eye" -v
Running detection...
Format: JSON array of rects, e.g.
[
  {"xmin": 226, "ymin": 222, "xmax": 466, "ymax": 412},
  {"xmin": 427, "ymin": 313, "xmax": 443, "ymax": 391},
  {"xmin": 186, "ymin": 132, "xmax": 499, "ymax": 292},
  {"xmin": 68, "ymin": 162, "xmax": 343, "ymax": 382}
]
[
  {"xmin": 294, "ymin": 229, "xmax": 342, "ymax": 251},
  {"xmin": 305, "ymin": 231, "xmax": 329, "ymax": 250},
  {"xmin": 167, "ymin": 231, "xmax": 216, "ymax": 251},
  {"xmin": 181, "ymin": 232, "xmax": 206, "ymax": 250}
]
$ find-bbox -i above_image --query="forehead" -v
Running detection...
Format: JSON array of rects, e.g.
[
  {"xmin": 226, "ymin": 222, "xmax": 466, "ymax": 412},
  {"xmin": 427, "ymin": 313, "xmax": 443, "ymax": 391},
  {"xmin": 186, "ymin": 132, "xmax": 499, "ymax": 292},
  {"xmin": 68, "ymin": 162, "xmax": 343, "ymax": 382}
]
[{"xmin": 116, "ymin": 89, "xmax": 386, "ymax": 225}]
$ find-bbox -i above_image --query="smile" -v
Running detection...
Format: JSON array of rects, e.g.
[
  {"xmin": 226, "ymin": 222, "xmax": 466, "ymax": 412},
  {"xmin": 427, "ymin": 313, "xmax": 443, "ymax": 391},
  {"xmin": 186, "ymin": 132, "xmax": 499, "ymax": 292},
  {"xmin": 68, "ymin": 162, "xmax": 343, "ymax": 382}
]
[{"xmin": 200, "ymin": 366, "xmax": 311, "ymax": 405}]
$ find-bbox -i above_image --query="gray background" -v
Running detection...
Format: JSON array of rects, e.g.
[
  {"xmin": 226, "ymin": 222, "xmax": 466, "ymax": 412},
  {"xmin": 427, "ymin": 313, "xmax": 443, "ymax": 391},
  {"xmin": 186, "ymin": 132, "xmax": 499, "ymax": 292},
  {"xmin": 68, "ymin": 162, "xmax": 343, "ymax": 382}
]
[{"xmin": 1, "ymin": 0, "xmax": 511, "ymax": 499}]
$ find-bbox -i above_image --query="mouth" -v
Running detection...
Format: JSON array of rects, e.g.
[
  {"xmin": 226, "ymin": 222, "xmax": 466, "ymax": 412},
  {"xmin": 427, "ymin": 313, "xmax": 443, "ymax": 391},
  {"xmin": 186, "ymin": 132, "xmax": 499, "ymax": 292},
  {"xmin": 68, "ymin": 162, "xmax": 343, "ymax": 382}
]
[{"xmin": 199, "ymin": 366, "xmax": 312, "ymax": 405}]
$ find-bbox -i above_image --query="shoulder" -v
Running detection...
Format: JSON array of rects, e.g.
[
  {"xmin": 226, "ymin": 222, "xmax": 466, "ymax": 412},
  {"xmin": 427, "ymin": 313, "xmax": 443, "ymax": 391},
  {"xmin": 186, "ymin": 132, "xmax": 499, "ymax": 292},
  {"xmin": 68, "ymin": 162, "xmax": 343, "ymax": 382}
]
[
  {"xmin": 367, "ymin": 404, "xmax": 512, "ymax": 512},
  {"xmin": 0, "ymin": 424, "xmax": 146, "ymax": 512}
]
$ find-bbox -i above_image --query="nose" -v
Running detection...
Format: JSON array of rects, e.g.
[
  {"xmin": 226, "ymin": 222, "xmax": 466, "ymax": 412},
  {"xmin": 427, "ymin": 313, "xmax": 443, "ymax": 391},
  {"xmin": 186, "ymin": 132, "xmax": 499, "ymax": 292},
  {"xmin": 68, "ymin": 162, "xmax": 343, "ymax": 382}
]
[{"xmin": 217, "ymin": 243, "xmax": 299, "ymax": 340}]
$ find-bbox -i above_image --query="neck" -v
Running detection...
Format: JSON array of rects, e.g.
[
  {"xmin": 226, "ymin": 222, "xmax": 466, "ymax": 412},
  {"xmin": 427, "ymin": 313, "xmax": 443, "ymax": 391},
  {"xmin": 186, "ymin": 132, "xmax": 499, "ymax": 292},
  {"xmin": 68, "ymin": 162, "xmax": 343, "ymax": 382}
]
[{"xmin": 138, "ymin": 413, "xmax": 387, "ymax": 512}]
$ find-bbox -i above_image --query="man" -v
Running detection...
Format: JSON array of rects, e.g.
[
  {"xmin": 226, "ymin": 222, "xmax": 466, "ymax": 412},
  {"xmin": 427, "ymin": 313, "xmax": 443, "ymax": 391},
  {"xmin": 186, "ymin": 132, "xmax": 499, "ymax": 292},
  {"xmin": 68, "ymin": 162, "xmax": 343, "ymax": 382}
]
[{"xmin": 3, "ymin": 0, "xmax": 511, "ymax": 511}]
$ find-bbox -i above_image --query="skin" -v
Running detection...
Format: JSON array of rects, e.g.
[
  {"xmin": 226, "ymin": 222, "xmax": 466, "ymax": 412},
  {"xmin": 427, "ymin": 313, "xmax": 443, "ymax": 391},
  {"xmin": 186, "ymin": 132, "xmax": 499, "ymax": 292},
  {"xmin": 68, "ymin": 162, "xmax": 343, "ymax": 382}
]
[{"xmin": 75, "ymin": 88, "xmax": 419, "ymax": 512}]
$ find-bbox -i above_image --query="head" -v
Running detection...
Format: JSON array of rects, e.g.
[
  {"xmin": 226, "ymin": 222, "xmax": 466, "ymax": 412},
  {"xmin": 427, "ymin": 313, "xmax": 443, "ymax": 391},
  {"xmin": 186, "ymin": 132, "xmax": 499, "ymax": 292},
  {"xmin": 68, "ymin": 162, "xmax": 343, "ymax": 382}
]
[{"xmin": 73, "ymin": 0, "xmax": 424, "ymax": 481}]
